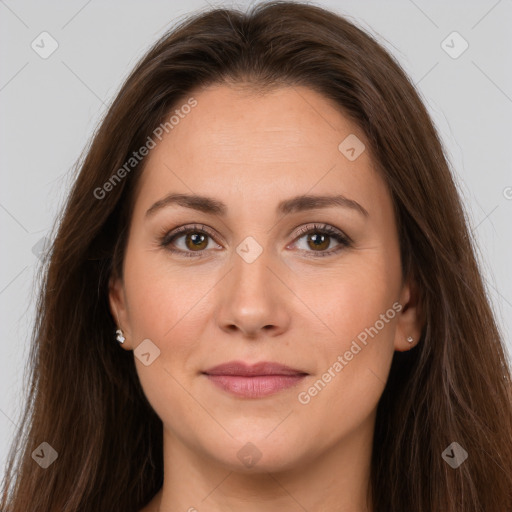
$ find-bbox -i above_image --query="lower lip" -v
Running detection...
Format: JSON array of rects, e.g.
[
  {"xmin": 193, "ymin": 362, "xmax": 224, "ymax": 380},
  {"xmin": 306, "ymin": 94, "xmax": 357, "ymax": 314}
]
[{"xmin": 204, "ymin": 374, "xmax": 306, "ymax": 398}]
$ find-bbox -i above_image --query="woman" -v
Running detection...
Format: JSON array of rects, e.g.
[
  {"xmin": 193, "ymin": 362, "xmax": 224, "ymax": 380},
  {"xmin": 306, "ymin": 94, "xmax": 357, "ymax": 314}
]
[{"xmin": 2, "ymin": 1, "xmax": 511, "ymax": 511}]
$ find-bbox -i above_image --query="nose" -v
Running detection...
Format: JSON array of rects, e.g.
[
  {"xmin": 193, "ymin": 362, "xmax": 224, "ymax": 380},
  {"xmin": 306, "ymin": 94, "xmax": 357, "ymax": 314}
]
[{"xmin": 215, "ymin": 246, "xmax": 291, "ymax": 339}]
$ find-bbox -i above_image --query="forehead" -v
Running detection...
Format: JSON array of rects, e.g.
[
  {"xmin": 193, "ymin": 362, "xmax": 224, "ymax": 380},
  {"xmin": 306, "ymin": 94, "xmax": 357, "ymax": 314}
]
[{"xmin": 135, "ymin": 84, "xmax": 391, "ymax": 220}]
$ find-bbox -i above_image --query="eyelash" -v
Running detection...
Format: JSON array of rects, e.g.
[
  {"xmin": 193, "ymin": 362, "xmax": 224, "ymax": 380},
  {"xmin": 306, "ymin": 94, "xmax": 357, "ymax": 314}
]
[{"xmin": 159, "ymin": 223, "xmax": 352, "ymax": 259}]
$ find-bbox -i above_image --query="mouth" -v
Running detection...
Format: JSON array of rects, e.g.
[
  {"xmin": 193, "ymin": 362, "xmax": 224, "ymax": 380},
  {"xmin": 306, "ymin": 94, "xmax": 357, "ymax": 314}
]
[{"xmin": 202, "ymin": 361, "xmax": 308, "ymax": 398}]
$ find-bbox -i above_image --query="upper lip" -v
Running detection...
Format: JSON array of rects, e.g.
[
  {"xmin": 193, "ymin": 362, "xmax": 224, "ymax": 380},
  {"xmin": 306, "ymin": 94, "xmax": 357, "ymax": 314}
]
[{"xmin": 203, "ymin": 361, "xmax": 308, "ymax": 377}]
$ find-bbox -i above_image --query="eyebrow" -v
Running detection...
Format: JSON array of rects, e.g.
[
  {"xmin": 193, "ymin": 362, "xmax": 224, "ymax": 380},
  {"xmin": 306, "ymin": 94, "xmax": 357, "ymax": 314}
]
[{"xmin": 145, "ymin": 192, "xmax": 369, "ymax": 218}]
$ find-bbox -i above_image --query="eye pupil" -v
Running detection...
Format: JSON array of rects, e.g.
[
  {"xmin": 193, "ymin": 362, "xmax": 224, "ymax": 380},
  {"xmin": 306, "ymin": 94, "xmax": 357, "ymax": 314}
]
[
  {"xmin": 307, "ymin": 233, "xmax": 329, "ymax": 250},
  {"xmin": 186, "ymin": 232, "xmax": 208, "ymax": 250}
]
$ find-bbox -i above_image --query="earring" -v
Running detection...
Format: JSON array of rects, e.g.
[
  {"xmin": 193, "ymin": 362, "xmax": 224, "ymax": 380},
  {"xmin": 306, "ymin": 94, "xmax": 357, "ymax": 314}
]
[
  {"xmin": 407, "ymin": 336, "xmax": 414, "ymax": 344},
  {"xmin": 116, "ymin": 329, "xmax": 125, "ymax": 344}
]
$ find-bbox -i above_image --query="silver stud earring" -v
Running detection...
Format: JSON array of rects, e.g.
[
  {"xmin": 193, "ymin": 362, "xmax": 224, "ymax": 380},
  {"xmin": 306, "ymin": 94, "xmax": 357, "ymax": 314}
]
[
  {"xmin": 116, "ymin": 329, "xmax": 125, "ymax": 344},
  {"xmin": 407, "ymin": 336, "xmax": 414, "ymax": 344}
]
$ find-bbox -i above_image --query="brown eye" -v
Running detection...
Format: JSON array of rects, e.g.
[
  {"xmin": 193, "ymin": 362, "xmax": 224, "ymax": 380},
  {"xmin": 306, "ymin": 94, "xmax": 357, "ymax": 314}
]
[
  {"xmin": 184, "ymin": 232, "xmax": 208, "ymax": 251},
  {"xmin": 291, "ymin": 223, "xmax": 352, "ymax": 257},
  {"xmin": 306, "ymin": 232, "xmax": 330, "ymax": 251},
  {"xmin": 160, "ymin": 224, "xmax": 221, "ymax": 258}
]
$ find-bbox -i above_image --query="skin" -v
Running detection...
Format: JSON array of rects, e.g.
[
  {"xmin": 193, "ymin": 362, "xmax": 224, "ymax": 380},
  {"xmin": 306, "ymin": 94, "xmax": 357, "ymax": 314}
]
[{"xmin": 109, "ymin": 84, "xmax": 422, "ymax": 512}]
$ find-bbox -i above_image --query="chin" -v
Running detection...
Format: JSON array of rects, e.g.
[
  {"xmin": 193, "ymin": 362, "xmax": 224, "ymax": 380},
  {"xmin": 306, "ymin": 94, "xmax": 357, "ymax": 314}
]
[{"xmin": 203, "ymin": 429, "xmax": 313, "ymax": 474}]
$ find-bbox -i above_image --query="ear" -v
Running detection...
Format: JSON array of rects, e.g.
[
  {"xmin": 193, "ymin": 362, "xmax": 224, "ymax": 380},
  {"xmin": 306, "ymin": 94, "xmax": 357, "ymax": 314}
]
[
  {"xmin": 394, "ymin": 275, "xmax": 423, "ymax": 352},
  {"xmin": 108, "ymin": 275, "xmax": 133, "ymax": 350}
]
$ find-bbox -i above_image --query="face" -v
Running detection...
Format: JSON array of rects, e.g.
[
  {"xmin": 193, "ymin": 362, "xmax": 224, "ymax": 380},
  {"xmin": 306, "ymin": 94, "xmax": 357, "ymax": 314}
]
[{"xmin": 110, "ymin": 84, "xmax": 421, "ymax": 473}]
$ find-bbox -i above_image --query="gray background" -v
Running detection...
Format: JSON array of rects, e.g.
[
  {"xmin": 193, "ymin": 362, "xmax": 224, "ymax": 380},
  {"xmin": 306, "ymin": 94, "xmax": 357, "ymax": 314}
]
[{"xmin": 1, "ymin": 0, "xmax": 511, "ymax": 470}]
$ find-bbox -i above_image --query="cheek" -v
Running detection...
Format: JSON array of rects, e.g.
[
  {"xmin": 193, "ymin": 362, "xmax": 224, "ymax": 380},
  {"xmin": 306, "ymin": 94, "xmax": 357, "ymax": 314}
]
[
  {"xmin": 121, "ymin": 248, "xmax": 213, "ymax": 430},
  {"xmin": 122, "ymin": 245, "xmax": 220, "ymax": 397},
  {"xmin": 292, "ymin": 254, "xmax": 399, "ymax": 415},
  {"xmin": 311, "ymin": 282, "xmax": 396, "ymax": 393},
  {"xmin": 297, "ymin": 254, "xmax": 400, "ymax": 347},
  {"xmin": 123, "ymin": 244, "xmax": 209, "ymax": 339},
  {"xmin": 294, "ymin": 301, "xmax": 396, "ymax": 451}
]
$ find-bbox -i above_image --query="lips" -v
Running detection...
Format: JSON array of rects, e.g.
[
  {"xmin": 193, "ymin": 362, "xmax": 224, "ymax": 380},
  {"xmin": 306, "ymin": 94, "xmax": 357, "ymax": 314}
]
[
  {"xmin": 203, "ymin": 361, "xmax": 308, "ymax": 377},
  {"xmin": 202, "ymin": 361, "xmax": 308, "ymax": 398}
]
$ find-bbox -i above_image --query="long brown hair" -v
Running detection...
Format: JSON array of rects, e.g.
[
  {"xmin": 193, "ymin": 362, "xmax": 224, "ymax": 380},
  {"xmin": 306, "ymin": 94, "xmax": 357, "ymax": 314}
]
[{"xmin": 2, "ymin": 2, "xmax": 511, "ymax": 510}]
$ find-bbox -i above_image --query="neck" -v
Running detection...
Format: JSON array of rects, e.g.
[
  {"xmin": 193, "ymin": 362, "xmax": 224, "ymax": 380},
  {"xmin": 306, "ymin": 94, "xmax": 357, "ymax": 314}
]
[{"xmin": 152, "ymin": 412, "xmax": 375, "ymax": 512}]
